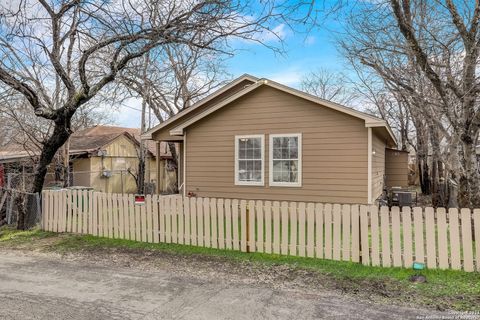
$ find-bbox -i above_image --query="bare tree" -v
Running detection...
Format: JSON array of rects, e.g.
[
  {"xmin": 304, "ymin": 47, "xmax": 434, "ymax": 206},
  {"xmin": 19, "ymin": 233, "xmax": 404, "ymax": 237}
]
[
  {"xmin": 339, "ymin": 0, "xmax": 480, "ymax": 207},
  {"xmin": 118, "ymin": 44, "xmax": 229, "ymax": 193},
  {"xmin": 301, "ymin": 68, "xmax": 358, "ymax": 105}
]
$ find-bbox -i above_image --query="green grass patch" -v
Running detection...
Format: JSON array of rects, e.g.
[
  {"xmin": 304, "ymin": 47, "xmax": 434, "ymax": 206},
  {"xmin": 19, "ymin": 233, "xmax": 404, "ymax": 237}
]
[{"xmin": 1, "ymin": 226, "xmax": 479, "ymax": 311}]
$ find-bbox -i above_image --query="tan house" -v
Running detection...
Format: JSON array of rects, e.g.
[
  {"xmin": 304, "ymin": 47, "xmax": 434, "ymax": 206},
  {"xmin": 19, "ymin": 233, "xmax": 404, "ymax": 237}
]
[{"xmin": 142, "ymin": 75, "xmax": 399, "ymax": 205}]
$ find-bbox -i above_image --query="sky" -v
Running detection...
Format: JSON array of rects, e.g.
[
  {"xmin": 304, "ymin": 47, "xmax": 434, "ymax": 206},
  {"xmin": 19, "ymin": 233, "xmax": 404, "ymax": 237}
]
[{"xmin": 114, "ymin": 15, "xmax": 347, "ymax": 128}]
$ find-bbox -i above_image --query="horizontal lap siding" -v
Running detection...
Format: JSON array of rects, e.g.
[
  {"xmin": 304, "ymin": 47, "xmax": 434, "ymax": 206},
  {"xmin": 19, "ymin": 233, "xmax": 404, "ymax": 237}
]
[
  {"xmin": 186, "ymin": 86, "xmax": 368, "ymax": 204},
  {"xmin": 372, "ymin": 133, "xmax": 386, "ymax": 201},
  {"xmin": 385, "ymin": 149, "xmax": 409, "ymax": 187}
]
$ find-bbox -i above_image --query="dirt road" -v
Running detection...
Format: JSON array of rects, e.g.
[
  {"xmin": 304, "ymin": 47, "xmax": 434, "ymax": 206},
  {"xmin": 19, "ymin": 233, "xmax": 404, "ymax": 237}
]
[{"xmin": 0, "ymin": 251, "xmax": 454, "ymax": 320}]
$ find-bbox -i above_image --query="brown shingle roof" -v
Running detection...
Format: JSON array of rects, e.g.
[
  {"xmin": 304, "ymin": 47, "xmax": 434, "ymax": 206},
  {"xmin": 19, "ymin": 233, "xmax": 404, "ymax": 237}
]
[{"xmin": 0, "ymin": 125, "xmax": 173, "ymax": 162}]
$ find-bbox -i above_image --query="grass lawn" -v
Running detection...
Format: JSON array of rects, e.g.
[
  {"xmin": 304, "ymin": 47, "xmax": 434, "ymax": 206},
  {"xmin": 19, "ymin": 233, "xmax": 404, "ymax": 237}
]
[{"xmin": 1, "ymin": 226, "xmax": 479, "ymax": 312}]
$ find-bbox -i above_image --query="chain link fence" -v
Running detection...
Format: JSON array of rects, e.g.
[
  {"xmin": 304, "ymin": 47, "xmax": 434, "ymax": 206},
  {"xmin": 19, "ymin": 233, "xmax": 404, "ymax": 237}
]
[{"xmin": 0, "ymin": 187, "xmax": 41, "ymax": 228}]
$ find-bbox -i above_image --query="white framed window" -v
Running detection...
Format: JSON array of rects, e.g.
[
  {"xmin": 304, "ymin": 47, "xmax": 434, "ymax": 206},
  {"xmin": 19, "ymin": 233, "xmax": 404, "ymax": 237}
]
[
  {"xmin": 235, "ymin": 134, "xmax": 265, "ymax": 186},
  {"xmin": 269, "ymin": 133, "xmax": 302, "ymax": 187}
]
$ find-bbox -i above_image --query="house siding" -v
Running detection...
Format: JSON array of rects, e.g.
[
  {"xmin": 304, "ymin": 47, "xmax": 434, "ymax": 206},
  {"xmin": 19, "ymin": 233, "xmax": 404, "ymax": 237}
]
[
  {"xmin": 385, "ymin": 149, "xmax": 408, "ymax": 187},
  {"xmin": 185, "ymin": 86, "xmax": 369, "ymax": 204},
  {"xmin": 371, "ymin": 132, "xmax": 386, "ymax": 201}
]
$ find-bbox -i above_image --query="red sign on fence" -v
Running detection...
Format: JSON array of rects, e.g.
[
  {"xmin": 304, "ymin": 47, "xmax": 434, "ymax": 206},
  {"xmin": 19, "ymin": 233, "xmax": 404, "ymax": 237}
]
[{"xmin": 134, "ymin": 195, "xmax": 145, "ymax": 205}]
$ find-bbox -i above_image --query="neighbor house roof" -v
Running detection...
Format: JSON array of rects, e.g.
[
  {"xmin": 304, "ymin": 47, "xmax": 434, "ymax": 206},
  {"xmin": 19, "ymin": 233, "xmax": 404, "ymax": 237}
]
[
  {"xmin": 73, "ymin": 125, "xmax": 172, "ymax": 158},
  {"xmin": 141, "ymin": 74, "xmax": 397, "ymax": 147},
  {"xmin": 0, "ymin": 125, "xmax": 172, "ymax": 163}
]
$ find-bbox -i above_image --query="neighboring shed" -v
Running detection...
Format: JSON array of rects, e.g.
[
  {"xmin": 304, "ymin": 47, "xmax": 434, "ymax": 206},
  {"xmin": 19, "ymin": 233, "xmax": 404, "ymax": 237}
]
[
  {"xmin": 385, "ymin": 148, "xmax": 409, "ymax": 188},
  {"xmin": 0, "ymin": 126, "xmax": 177, "ymax": 193},
  {"xmin": 143, "ymin": 74, "xmax": 398, "ymax": 204}
]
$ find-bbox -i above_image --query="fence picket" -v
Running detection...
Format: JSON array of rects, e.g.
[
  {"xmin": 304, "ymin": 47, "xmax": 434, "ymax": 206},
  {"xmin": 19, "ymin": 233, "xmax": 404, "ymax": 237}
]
[
  {"xmin": 370, "ymin": 206, "xmax": 380, "ymax": 266},
  {"xmin": 449, "ymin": 208, "xmax": 461, "ymax": 270},
  {"xmin": 315, "ymin": 203, "xmax": 324, "ymax": 259},
  {"xmin": 402, "ymin": 207, "xmax": 413, "ymax": 267},
  {"xmin": 66, "ymin": 190, "xmax": 72, "ymax": 233},
  {"xmin": 359, "ymin": 205, "xmax": 369, "ymax": 265},
  {"xmin": 146, "ymin": 195, "xmax": 153, "ymax": 243},
  {"xmin": 351, "ymin": 204, "xmax": 360, "ymax": 263},
  {"xmin": 289, "ymin": 202, "xmax": 297, "ymax": 256},
  {"xmin": 204, "ymin": 198, "xmax": 211, "ymax": 248},
  {"xmin": 128, "ymin": 194, "xmax": 135, "ymax": 241},
  {"xmin": 391, "ymin": 207, "xmax": 402, "ymax": 267},
  {"xmin": 332, "ymin": 204, "xmax": 341, "ymax": 261},
  {"xmin": 165, "ymin": 196, "xmax": 172, "ymax": 243},
  {"xmin": 135, "ymin": 199, "xmax": 141, "ymax": 241},
  {"xmin": 118, "ymin": 194, "xmax": 125, "ymax": 239},
  {"xmin": 177, "ymin": 196, "xmax": 184, "ymax": 245},
  {"xmin": 182, "ymin": 196, "xmax": 189, "ymax": 245},
  {"xmin": 197, "ymin": 197, "xmax": 204, "ymax": 247},
  {"xmin": 190, "ymin": 197, "xmax": 197, "ymax": 246},
  {"xmin": 425, "ymin": 207, "xmax": 436, "ymax": 269},
  {"xmin": 461, "ymin": 208, "xmax": 474, "ymax": 272},
  {"xmin": 281, "ymin": 202, "xmax": 289, "ymax": 255},
  {"xmin": 256, "ymin": 200, "xmax": 264, "ymax": 253},
  {"xmin": 264, "ymin": 201, "xmax": 272, "ymax": 254},
  {"xmin": 76, "ymin": 191, "xmax": 83, "ymax": 234},
  {"xmin": 107, "ymin": 193, "xmax": 114, "ymax": 238},
  {"xmin": 171, "ymin": 196, "xmax": 178, "ymax": 244},
  {"xmin": 380, "ymin": 206, "xmax": 391, "ymax": 267},
  {"xmin": 306, "ymin": 203, "xmax": 315, "ymax": 258},
  {"xmin": 225, "ymin": 199, "xmax": 232, "ymax": 250},
  {"xmin": 112, "ymin": 194, "xmax": 119, "ymax": 238},
  {"xmin": 413, "ymin": 207, "xmax": 424, "ymax": 264},
  {"xmin": 240, "ymin": 200, "xmax": 247, "ymax": 252},
  {"xmin": 436, "ymin": 208, "xmax": 448, "ymax": 269},
  {"xmin": 210, "ymin": 198, "xmax": 218, "ymax": 248},
  {"xmin": 474, "ymin": 209, "xmax": 480, "ymax": 272},
  {"xmin": 298, "ymin": 202, "xmax": 306, "ymax": 257},
  {"xmin": 272, "ymin": 201, "xmax": 281, "ymax": 254},
  {"xmin": 342, "ymin": 204, "xmax": 351, "ymax": 262},
  {"xmin": 83, "ymin": 190, "xmax": 89, "ymax": 234},
  {"xmin": 248, "ymin": 200, "xmax": 256, "ymax": 252},
  {"xmin": 233, "ymin": 199, "xmax": 240, "ymax": 251},
  {"xmin": 324, "ymin": 204, "xmax": 332, "ymax": 260},
  {"xmin": 217, "ymin": 199, "xmax": 225, "ymax": 249},
  {"xmin": 92, "ymin": 192, "xmax": 98, "ymax": 236},
  {"xmin": 72, "ymin": 190, "xmax": 78, "ymax": 234},
  {"xmin": 88, "ymin": 191, "xmax": 93, "ymax": 235}
]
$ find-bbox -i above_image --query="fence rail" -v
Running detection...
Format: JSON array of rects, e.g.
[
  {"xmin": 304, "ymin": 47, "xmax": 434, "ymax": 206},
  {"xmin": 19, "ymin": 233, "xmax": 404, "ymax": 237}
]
[{"xmin": 42, "ymin": 190, "xmax": 480, "ymax": 272}]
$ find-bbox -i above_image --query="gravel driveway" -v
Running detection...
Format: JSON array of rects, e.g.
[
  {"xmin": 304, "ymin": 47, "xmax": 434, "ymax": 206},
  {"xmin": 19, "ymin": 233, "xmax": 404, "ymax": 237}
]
[{"xmin": 0, "ymin": 250, "xmax": 455, "ymax": 320}]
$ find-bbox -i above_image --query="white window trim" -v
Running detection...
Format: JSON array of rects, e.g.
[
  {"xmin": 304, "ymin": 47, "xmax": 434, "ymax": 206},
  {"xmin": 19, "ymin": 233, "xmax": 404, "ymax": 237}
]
[
  {"xmin": 269, "ymin": 133, "xmax": 302, "ymax": 187},
  {"xmin": 234, "ymin": 134, "xmax": 265, "ymax": 186}
]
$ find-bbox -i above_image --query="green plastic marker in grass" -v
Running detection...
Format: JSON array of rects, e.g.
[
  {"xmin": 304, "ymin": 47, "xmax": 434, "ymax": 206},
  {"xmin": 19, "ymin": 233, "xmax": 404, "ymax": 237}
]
[{"xmin": 412, "ymin": 262, "xmax": 425, "ymax": 270}]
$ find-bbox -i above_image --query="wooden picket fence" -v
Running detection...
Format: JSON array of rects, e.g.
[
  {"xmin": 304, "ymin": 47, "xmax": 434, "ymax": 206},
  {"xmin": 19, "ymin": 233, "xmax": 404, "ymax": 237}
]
[{"xmin": 41, "ymin": 190, "xmax": 480, "ymax": 272}]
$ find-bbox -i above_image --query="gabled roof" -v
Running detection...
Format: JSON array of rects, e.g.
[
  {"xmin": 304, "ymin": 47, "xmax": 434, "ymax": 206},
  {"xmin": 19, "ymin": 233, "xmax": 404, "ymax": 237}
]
[
  {"xmin": 141, "ymin": 74, "xmax": 258, "ymax": 140},
  {"xmin": 74, "ymin": 125, "xmax": 171, "ymax": 158},
  {"xmin": 142, "ymin": 75, "xmax": 396, "ymax": 146}
]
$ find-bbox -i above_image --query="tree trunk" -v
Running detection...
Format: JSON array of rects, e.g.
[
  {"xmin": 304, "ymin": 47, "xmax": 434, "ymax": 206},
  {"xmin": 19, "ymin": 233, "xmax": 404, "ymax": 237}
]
[
  {"xmin": 30, "ymin": 118, "xmax": 72, "ymax": 194},
  {"xmin": 167, "ymin": 142, "xmax": 179, "ymax": 193},
  {"xmin": 15, "ymin": 193, "xmax": 26, "ymax": 230},
  {"xmin": 458, "ymin": 137, "xmax": 480, "ymax": 207}
]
